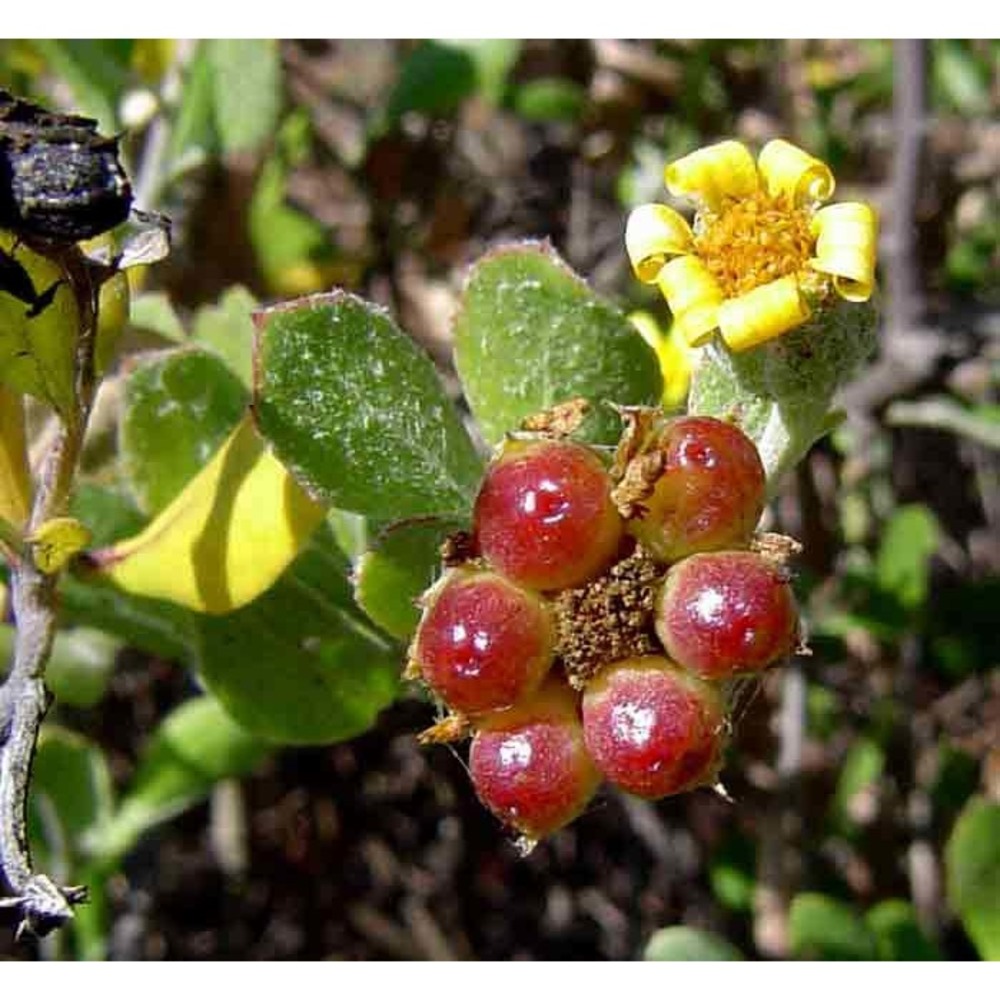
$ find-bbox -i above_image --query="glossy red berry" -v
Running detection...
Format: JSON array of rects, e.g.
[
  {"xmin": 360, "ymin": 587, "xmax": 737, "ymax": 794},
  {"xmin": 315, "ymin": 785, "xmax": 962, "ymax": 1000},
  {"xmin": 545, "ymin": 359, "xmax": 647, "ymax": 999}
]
[
  {"xmin": 654, "ymin": 551, "xmax": 798, "ymax": 681},
  {"xmin": 473, "ymin": 438, "xmax": 624, "ymax": 591},
  {"xmin": 582, "ymin": 656, "xmax": 724, "ymax": 800},
  {"xmin": 469, "ymin": 677, "xmax": 602, "ymax": 841},
  {"xmin": 410, "ymin": 568, "xmax": 555, "ymax": 716},
  {"xmin": 625, "ymin": 416, "xmax": 765, "ymax": 563}
]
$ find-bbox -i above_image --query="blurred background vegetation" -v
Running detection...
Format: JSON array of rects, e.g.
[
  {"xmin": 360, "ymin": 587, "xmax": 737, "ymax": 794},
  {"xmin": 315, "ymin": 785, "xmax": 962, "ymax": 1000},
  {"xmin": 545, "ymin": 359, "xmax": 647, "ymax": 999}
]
[{"xmin": 0, "ymin": 38, "xmax": 997, "ymax": 960}]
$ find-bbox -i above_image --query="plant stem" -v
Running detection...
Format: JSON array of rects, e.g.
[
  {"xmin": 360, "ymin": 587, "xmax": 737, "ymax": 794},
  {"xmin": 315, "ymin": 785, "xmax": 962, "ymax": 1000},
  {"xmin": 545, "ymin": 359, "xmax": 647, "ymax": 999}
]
[{"xmin": 0, "ymin": 244, "xmax": 99, "ymax": 938}]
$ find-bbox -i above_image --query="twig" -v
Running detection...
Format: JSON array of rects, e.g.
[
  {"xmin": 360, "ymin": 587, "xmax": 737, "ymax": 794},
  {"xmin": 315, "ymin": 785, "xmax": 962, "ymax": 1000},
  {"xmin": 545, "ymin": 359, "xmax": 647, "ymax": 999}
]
[
  {"xmin": 886, "ymin": 40, "xmax": 928, "ymax": 338},
  {"xmin": 0, "ymin": 245, "xmax": 100, "ymax": 938},
  {"xmin": 752, "ymin": 661, "xmax": 806, "ymax": 959},
  {"xmin": 885, "ymin": 396, "xmax": 1000, "ymax": 451},
  {"xmin": 883, "ymin": 41, "xmax": 948, "ymax": 937},
  {"xmin": 591, "ymin": 40, "xmax": 681, "ymax": 96}
]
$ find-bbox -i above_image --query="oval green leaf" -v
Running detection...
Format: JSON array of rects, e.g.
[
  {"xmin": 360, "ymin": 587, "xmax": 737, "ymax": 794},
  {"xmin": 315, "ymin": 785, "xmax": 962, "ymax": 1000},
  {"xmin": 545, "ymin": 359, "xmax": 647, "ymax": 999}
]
[
  {"xmin": 194, "ymin": 529, "xmax": 400, "ymax": 745},
  {"xmin": 254, "ymin": 292, "xmax": 483, "ymax": 520},
  {"xmin": 453, "ymin": 241, "xmax": 662, "ymax": 447},
  {"xmin": 788, "ymin": 892, "xmax": 877, "ymax": 961},
  {"xmin": 946, "ymin": 796, "xmax": 1000, "ymax": 960},
  {"xmin": 90, "ymin": 695, "xmax": 267, "ymax": 864},
  {"xmin": 865, "ymin": 899, "xmax": 942, "ymax": 961},
  {"xmin": 643, "ymin": 926, "xmax": 743, "ymax": 961},
  {"xmin": 29, "ymin": 725, "xmax": 115, "ymax": 866}
]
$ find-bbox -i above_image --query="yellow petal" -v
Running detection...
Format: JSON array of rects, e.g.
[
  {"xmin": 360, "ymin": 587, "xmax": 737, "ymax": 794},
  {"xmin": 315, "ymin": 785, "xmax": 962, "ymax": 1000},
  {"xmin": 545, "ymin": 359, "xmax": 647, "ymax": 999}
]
[
  {"xmin": 628, "ymin": 311, "xmax": 694, "ymax": 409},
  {"xmin": 758, "ymin": 139, "xmax": 835, "ymax": 204},
  {"xmin": 657, "ymin": 255, "xmax": 723, "ymax": 347},
  {"xmin": 664, "ymin": 141, "xmax": 758, "ymax": 212},
  {"xmin": 810, "ymin": 202, "xmax": 878, "ymax": 302},
  {"xmin": 717, "ymin": 276, "xmax": 811, "ymax": 352},
  {"xmin": 625, "ymin": 204, "xmax": 695, "ymax": 283}
]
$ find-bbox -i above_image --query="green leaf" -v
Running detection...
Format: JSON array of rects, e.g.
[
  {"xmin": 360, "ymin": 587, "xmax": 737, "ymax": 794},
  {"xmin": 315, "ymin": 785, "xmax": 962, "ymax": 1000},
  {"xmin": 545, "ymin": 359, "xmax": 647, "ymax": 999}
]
[
  {"xmin": 449, "ymin": 39, "xmax": 521, "ymax": 105},
  {"xmin": 40, "ymin": 627, "xmax": 120, "ymax": 709},
  {"xmin": 89, "ymin": 696, "xmax": 267, "ymax": 864},
  {"xmin": 708, "ymin": 835, "xmax": 755, "ymax": 912},
  {"xmin": 165, "ymin": 42, "xmax": 217, "ymax": 177},
  {"xmin": 30, "ymin": 727, "xmax": 116, "ymax": 959},
  {"xmin": 865, "ymin": 900, "xmax": 942, "ymax": 961},
  {"xmin": 643, "ymin": 926, "xmax": 743, "ymax": 961},
  {"xmin": 689, "ymin": 300, "xmax": 877, "ymax": 488},
  {"xmin": 254, "ymin": 292, "xmax": 484, "ymax": 520},
  {"xmin": 932, "ymin": 40, "xmax": 992, "ymax": 115},
  {"xmin": 249, "ymin": 113, "xmax": 334, "ymax": 295},
  {"xmin": 29, "ymin": 40, "xmax": 131, "ymax": 132},
  {"xmin": 120, "ymin": 347, "xmax": 249, "ymax": 516},
  {"xmin": 788, "ymin": 893, "xmax": 877, "ymax": 960},
  {"xmin": 0, "ymin": 232, "xmax": 79, "ymax": 416},
  {"xmin": 28, "ymin": 725, "xmax": 114, "ymax": 872},
  {"xmin": 355, "ymin": 517, "xmax": 461, "ymax": 641},
  {"xmin": 453, "ymin": 242, "xmax": 663, "ymax": 447},
  {"xmin": 512, "ymin": 78, "xmax": 586, "ymax": 122},
  {"xmin": 129, "ymin": 291, "xmax": 187, "ymax": 343},
  {"xmin": 385, "ymin": 41, "xmax": 478, "ymax": 123},
  {"xmin": 831, "ymin": 736, "xmax": 885, "ymax": 834},
  {"xmin": 194, "ymin": 528, "xmax": 400, "ymax": 745},
  {"xmin": 875, "ymin": 504, "xmax": 940, "ymax": 610},
  {"xmin": 327, "ymin": 508, "xmax": 372, "ymax": 563},
  {"xmin": 945, "ymin": 797, "xmax": 1000, "ymax": 960},
  {"xmin": 192, "ymin": 285, "xmax": 260, "ymax": 388},
  {"xmin": 205, "ymin": 39, "xmax": 283, "ymax": 154}
]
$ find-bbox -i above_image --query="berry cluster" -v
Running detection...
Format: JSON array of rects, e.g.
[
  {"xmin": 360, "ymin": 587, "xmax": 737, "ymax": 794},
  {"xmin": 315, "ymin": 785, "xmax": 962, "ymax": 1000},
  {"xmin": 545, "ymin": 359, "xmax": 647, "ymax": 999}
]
[{"xmin": 408, "ymin": 408, "xmax": 800, "ymax": 846}]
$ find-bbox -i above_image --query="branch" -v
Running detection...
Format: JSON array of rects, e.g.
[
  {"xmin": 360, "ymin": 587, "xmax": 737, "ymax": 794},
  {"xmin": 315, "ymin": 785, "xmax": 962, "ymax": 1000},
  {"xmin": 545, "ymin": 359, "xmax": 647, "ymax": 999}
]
[
  {"xmin": 886, "ymin": 40, "xmax": 928, "ymax": 338},
  {"xmin": 0, "ymin": 244, "xmax": 100, "ymax": 938}
]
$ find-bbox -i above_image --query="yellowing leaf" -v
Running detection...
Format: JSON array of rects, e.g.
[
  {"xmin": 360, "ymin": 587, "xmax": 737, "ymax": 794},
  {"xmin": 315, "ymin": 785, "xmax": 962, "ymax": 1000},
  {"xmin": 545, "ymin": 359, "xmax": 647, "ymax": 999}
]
[
  {"xmin": 90, "ymin": 413, "xmax": 326, "ymax": 614},
  {"xmin": 0, "ymin": 385, "xmax": 31, "ymax": 527},
  {"xmin": 0, "ymin": 231, "xmax": 79, "ymax": 416}
]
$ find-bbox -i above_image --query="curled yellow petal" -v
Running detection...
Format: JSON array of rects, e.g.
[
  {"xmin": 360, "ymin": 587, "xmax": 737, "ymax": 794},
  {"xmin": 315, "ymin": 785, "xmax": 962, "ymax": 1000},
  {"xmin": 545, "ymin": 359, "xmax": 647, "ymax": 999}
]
[
  {"xmin": 758, "ymin": 139, "xmax": 835, "ymax": 205},
  {"xmin": 664, "ymin": 140, "xmax": 758, "ymax": 212},
  {"xmin": 657, "ymin": 255, "xmax": 723, "ymax": 347},
  {"xmin": 810, "ymin": 202, "xmax": 878, "ymax": 302},
  {"xmin": 629, "ymin": 311, "xmax": 695, "ymax": 409},
  {"xmin": 625, "ymin": 203, "xmax": 695, "ymax": 283},
  {"xmin": 29, "ymin": 517, "xmax": 92, "ymax": 574},
  {"xmin": 717, "ymin": 276, "xmax": 811, "ymax": 352},
  {"xmin": 90, "ymin": 413, "xmax": 326, "ymax": 614}
]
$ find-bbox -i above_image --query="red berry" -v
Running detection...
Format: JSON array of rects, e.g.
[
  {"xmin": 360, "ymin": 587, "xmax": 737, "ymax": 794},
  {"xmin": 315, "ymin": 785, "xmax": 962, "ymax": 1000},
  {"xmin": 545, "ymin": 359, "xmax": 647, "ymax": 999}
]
[
  {"xmin": 582, "ymin": 656, "xmax": 724, "ymax": 800},
  {"xmin": 654, "ymin": 551, "xmax": 798, "ymax": 680},
  {"xmin": 625, "ymin": 416, "xmax": 765, "ymax": 563},
  {"xmin": 469, "ymin": 678, "xmax": 601, "ymax": 840},
  {"xmin": 473, "ymin": 438, "xmax": 624, "ymax": 591},
  {"xmin": 410, "ymin": 568, "xmax": 554, "ymax": 715}
]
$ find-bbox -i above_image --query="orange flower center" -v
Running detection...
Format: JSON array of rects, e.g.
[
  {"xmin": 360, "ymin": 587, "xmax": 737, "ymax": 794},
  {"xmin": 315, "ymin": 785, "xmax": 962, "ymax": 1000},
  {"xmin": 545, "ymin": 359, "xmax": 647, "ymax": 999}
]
[{"xmin": 695, "ymin": 192, "xmax": 815, "ymax": 298}]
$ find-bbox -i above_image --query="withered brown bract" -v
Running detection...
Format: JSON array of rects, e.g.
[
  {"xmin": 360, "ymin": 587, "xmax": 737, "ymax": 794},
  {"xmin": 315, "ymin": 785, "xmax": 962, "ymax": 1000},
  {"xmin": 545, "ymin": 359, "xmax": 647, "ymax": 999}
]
[{"xmin": 0, "ymin": 88, "xmax": 132, "ymax": 244}]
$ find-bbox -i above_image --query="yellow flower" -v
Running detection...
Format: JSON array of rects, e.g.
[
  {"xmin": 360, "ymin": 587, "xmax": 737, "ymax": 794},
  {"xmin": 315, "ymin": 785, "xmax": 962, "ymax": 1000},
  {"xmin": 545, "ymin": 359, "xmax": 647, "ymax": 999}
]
[
  {"xmin": 625, "ymin": 139, "xmax": 877, "ymax": 353},
  {"xmin": 628, "ymin": 311, "xmax": 695, "ymax": 409}
]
